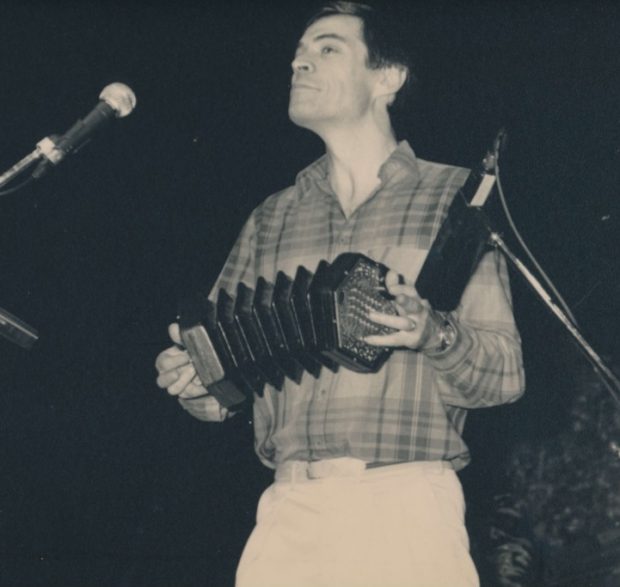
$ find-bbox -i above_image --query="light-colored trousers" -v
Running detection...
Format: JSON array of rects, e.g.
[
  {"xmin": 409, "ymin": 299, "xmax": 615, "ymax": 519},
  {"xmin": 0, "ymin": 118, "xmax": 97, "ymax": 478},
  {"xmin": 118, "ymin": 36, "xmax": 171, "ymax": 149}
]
[{"xmin": 236, "ymin": 458, "xmax": 479, "ymax": 587}]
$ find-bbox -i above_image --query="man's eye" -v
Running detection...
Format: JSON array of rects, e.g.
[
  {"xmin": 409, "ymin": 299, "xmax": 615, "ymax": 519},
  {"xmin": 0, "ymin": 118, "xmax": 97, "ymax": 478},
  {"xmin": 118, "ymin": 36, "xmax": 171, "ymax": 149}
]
[{"xmin": 321, "ymin": 46, "xmax": 337, "ymax": 55}]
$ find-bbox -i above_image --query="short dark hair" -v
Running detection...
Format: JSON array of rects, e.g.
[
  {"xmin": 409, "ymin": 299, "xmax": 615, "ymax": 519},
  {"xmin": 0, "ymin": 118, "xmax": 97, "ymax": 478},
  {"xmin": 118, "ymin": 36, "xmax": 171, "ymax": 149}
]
[{"xmin": 305, "ymin": 1, "xmax": 414, "ymax": 109}]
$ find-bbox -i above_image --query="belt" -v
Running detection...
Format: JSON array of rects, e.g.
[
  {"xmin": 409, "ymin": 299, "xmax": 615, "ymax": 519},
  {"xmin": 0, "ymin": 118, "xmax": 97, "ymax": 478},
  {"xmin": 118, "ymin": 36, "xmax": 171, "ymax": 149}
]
[{"xmin": 275, "ymin": 457, "xmax": 449, "ymax": 483}]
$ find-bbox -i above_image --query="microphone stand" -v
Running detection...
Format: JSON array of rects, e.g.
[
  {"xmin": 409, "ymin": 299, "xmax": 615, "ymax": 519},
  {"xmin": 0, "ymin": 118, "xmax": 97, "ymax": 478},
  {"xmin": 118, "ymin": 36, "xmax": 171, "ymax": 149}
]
[
  {"xmin": 444, "ymin": 130, "xmax": 620, "ymax": 405},
  {"xmin": 0, "ymin": 141, "xmax": 51, "ymax": 347},
  {"xmin": 0, "ymin": 136, "xmax": 57, "ymax": 191},
  {"xmin": 489, "ymin": 231, "xmax": 620, "ymax": 406}
]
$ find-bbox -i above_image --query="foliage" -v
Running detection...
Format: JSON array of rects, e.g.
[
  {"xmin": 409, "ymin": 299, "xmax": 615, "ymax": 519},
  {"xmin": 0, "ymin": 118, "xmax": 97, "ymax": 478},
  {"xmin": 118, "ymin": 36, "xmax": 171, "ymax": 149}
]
[{"xmin": 483, "ymin": 366, "xmax": 620, "ymax": 586}]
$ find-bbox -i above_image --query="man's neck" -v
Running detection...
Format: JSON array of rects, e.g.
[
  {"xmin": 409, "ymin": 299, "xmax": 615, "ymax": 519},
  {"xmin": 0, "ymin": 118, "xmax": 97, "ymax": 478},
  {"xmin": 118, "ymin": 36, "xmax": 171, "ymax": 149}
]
[{"xmin": 322, "ymin": 121, "xmax": 398, "ymax": 217}]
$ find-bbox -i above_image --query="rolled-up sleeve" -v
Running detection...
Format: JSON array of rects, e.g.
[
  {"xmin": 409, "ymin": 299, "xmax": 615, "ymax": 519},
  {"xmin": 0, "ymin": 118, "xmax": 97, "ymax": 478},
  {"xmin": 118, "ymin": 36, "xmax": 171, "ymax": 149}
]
[{"xmin": 426, "ymin": 248, "xmax": 525, "ymax": 408}]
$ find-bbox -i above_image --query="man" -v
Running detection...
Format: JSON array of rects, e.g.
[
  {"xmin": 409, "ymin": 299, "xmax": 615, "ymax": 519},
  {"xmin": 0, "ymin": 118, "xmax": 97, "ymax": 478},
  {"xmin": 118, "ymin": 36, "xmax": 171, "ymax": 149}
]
[{"xmin": 155, "ymin": 2, "xmax": 525, "ymax": 586}]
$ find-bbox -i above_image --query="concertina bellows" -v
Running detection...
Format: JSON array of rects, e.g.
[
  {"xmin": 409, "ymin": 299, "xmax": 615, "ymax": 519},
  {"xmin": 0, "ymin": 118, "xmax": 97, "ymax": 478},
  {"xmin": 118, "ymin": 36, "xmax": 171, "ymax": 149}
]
[{"xmin": 178, "ymin": 253, "xmax": 399, "ymax": 409}]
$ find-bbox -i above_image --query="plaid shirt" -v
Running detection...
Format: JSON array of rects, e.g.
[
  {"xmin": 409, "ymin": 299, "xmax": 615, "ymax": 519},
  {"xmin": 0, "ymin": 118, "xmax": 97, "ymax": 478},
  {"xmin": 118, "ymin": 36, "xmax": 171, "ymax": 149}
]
[{"xmin": 182, "ymin": 142, "xmax": 525, "ymax": 470}]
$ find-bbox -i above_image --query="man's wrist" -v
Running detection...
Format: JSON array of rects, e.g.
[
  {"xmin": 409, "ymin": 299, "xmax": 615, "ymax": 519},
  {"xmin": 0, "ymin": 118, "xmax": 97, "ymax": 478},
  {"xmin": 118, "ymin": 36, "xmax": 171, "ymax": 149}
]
[
  {"xmin": 435, "ymin": 314, "xmax": 458, "ymax": 352},
  {"xmin": 178, "ymin": 394, "xmax": 230, "ymax": 422},
  {"xmin": 421, "ymin": 311, "xmax": 457, "ymax": 354}
]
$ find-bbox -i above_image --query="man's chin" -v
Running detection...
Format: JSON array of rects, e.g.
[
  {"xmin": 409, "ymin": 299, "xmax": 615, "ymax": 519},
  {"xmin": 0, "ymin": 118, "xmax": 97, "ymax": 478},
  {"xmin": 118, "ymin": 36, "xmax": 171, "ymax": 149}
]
[{"xmin": 288, "ymin": 107, "xmax": 315, "ymax": 130}]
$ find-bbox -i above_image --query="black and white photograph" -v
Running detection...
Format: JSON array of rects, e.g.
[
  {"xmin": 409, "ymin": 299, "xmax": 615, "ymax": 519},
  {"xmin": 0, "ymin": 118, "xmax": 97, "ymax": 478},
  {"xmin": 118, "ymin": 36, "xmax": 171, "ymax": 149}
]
[{"xmin": 1, "ymin": 1, "xmax": 619, "ymax": 586}]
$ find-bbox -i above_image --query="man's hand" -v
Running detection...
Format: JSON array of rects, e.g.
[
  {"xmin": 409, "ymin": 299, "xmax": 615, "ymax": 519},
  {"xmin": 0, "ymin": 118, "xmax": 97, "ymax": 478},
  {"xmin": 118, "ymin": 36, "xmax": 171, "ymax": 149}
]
[
  {"xmin": 155, "ymin": 323, "xmax": 208, "ymax": 399},
  {"xmin": 364, "ymin": 270, "xmax": 443, "ymax": 351}
]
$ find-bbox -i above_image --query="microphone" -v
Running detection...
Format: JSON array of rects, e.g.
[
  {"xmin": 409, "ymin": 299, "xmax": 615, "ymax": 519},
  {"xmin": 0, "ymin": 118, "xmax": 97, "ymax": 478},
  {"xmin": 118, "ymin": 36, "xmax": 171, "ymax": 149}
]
[
  {"xmin": 33, "ymin": 82, "xmax": 137, "ymax": 177},
  {"xmin": 414, "ymin": 131, "xmax": 505, "ymax": 311}
]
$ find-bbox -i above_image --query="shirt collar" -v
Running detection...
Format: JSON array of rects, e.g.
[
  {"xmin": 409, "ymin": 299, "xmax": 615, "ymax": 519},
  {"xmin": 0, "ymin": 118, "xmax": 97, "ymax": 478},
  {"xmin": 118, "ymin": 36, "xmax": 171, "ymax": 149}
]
[{"xmin": 295, "ymin": 140, "xmax": 421, "ymax": 196}]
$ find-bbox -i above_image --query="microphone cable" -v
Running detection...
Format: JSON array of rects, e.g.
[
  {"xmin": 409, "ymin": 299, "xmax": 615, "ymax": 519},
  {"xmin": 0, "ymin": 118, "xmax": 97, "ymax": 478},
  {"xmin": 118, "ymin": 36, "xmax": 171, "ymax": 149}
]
[
  {"xmin": 493, "ymin": 133, "xmax": 580, "ymax": 327},
  {"xmin": 493, "ymin": 131, "xmax": 620, "ymax": 406},
  {"xmin": 0, "ymin": 176, "xmax": 34, "ymax": 197}
]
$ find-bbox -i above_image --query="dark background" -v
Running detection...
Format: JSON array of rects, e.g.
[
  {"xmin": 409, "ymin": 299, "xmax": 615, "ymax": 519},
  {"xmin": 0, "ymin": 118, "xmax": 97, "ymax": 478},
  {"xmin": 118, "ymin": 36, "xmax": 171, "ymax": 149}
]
[{"xmin": 0, "ymin": 1, "xmax": 619, "ymax": 585}]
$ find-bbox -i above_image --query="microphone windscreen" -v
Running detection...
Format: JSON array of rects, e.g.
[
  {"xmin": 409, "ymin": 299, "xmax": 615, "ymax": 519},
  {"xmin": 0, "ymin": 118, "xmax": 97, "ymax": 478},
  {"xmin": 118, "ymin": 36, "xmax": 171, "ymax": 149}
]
[{"xmin": 99, "ymin": 83, "xmax": 137, "ymax": 118}]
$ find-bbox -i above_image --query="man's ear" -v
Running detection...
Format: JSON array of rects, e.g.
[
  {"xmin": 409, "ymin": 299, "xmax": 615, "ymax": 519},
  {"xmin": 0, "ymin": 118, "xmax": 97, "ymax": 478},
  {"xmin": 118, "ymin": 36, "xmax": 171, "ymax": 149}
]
[{"xmin": 376, "ymin": 65, "xmax": 408, "ymax": 104}]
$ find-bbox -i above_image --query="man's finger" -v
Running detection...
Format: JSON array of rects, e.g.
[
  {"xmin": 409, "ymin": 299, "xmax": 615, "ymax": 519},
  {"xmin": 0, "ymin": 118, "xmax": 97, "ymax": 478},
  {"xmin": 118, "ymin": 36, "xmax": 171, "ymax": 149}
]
[
  {"xmin": 166, "ymin": 364, "xmax": 197, "ymax": 396},
  {"xmin": 155, "ymin": 348, "xmax": 190, "ymax": 373},
  {"xmin": 368, "ymin": 310, "xmax": 413, "ymax": 331},
  {"xmin": 178, "ymin": 380, "xmax": 209, "ymax": 400},
  {"xmin": 384, "ymin": 270, "xmax": 405, "ymax": 288},
  {"xmin": 393, "ymin": 294, "xmax": 424, "ymax": 315},
  {"xmin": 364, "ymin": 331, "xmax": 419, "ymax": 348},
  {"xmin": 156, "ymin": 369, "xmax": 178, "ymax": 389},
  {"xmin": 169, "ymin": 323, "xmax": 182, "ymax": 345}
]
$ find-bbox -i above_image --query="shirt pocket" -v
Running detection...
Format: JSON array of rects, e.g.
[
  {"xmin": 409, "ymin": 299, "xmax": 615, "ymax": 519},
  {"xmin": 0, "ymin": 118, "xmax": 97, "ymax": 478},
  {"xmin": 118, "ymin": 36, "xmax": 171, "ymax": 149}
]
[{"xmin": 365, "ymin": 246, "xmax": 428, "ymax": 284}]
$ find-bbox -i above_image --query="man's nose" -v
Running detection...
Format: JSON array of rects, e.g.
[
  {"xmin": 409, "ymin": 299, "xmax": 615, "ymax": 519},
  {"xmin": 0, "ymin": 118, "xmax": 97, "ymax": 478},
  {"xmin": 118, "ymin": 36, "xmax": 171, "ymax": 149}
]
[{"xmin": 291, "ymin": 55, "xmax": 314, "ymax": 73}]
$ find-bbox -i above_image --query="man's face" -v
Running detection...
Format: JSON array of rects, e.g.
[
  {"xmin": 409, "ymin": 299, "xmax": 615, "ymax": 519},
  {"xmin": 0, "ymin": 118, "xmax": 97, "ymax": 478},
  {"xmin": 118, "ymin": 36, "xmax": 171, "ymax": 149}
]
[{"xmin": 288, "ymin": 14, "xmax": 380, "ymax": 132}]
